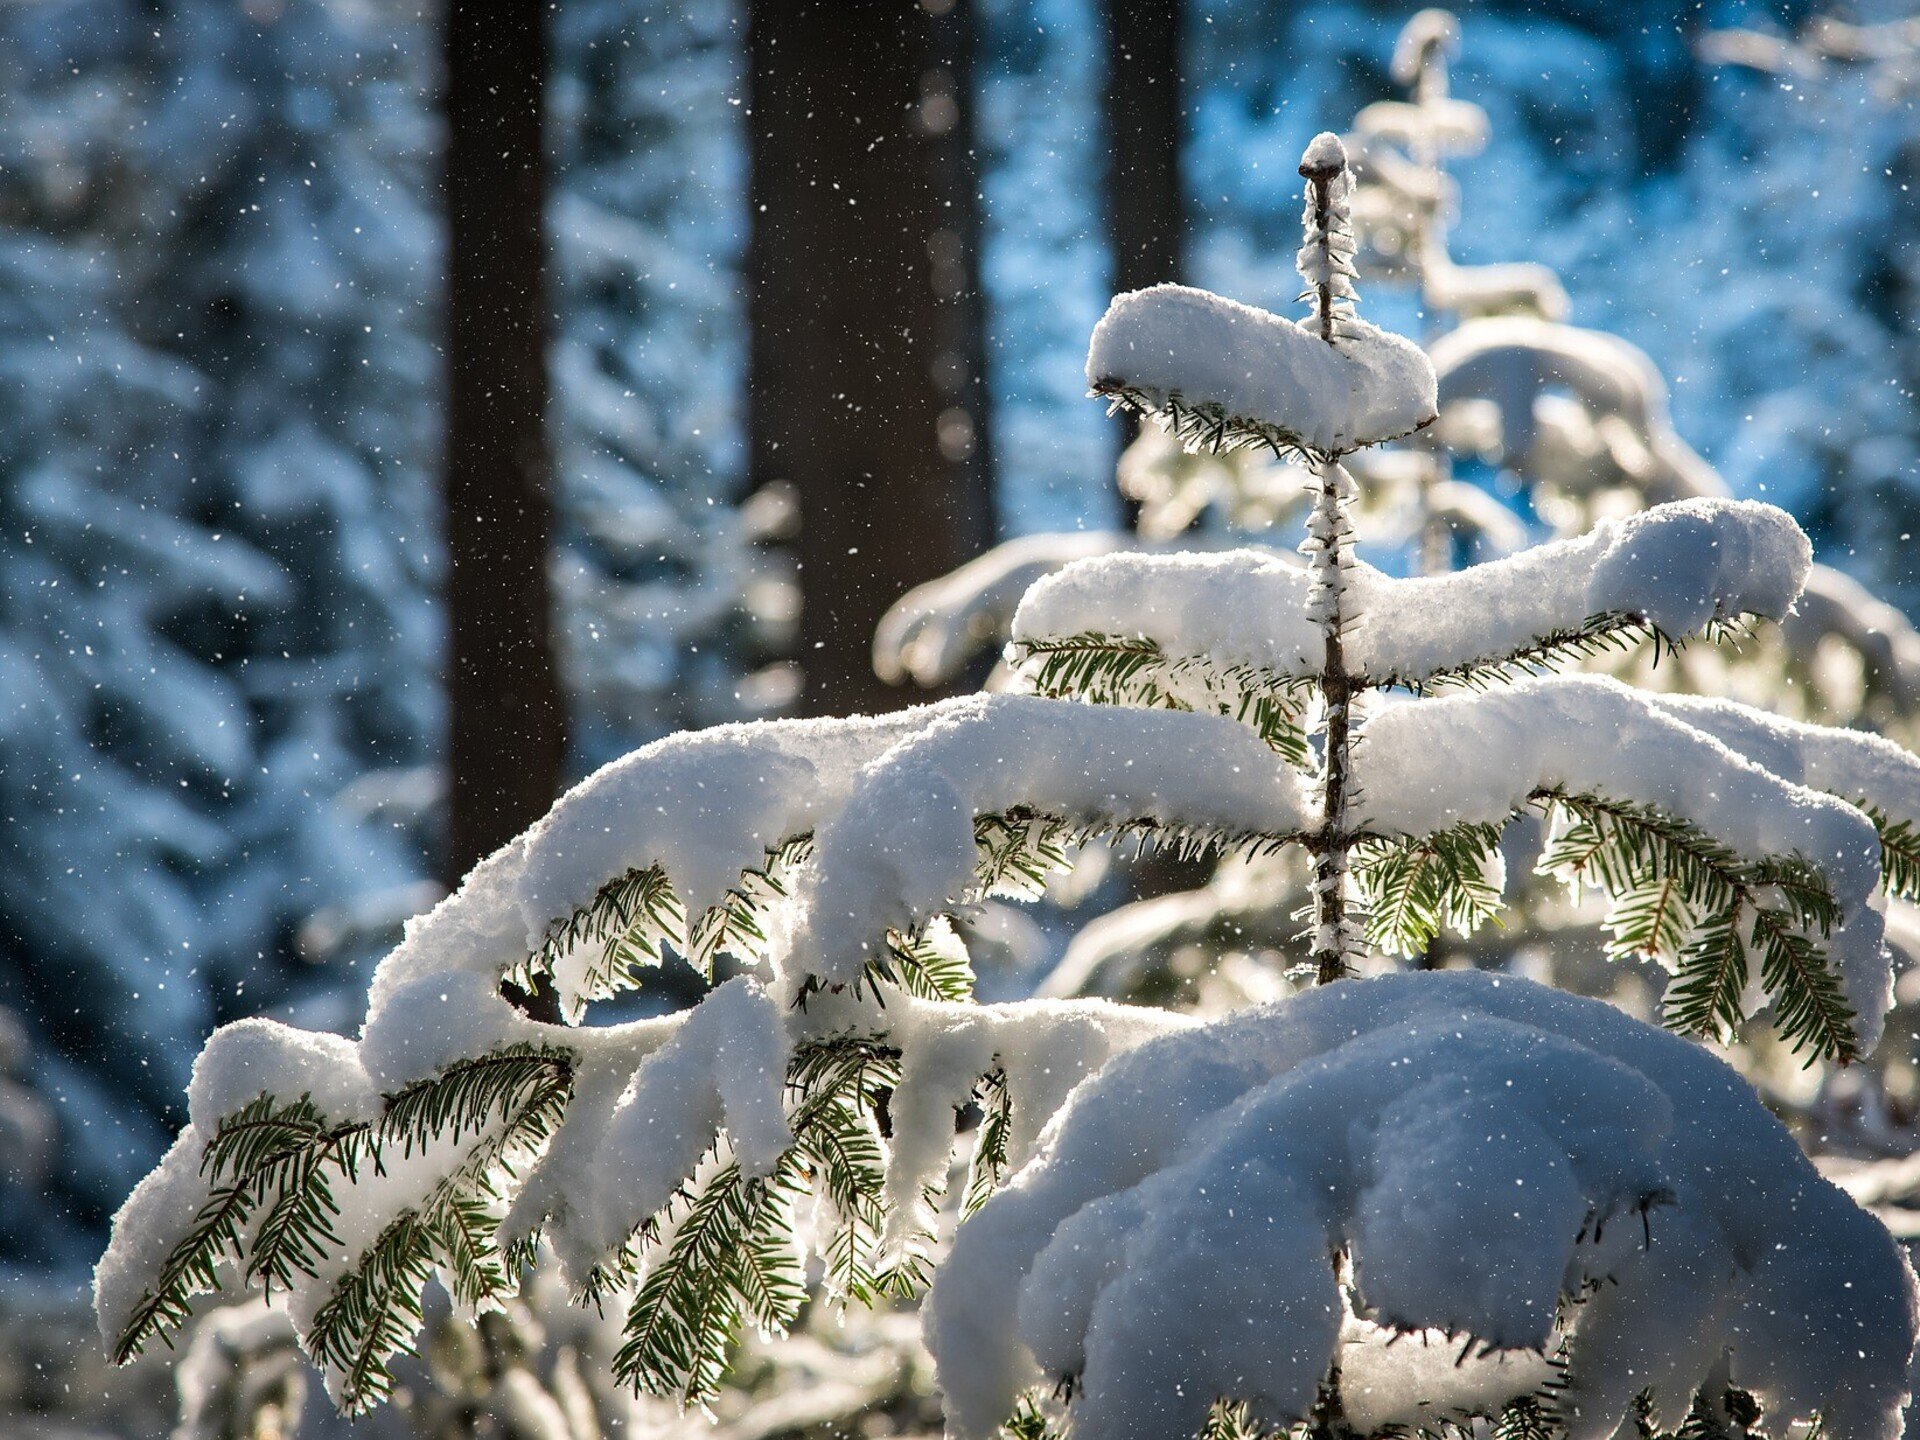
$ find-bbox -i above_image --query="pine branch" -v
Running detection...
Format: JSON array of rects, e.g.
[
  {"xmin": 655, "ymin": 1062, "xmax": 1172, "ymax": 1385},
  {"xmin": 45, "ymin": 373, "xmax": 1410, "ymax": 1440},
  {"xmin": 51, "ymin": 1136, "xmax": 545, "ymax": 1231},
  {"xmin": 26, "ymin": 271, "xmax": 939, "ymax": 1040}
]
[
  {"xmin": 1865, "ymin": 806, "xmax": 1920, "ymax": 902},
  {"xmin": 1353, "ymin": 821, "xmax": 1505, "ymax": 957},
  {"xmin": 1493, "ymin": 1397, "xmax": 1555, "ymax": 1440},
  {"xmin": 963, "ymin": 1067, "xmax": 1013, "ymax": 1219},
  {"xmin": 1535, "ymin": 791, "xmax": 1856, "ymax": 1061},
  {"xmin": 114, "ymin": 1044, "xmax": 573, "ymax": 1402},
  {"xmin": 380, "ymin": 1047, "xmax": 574, "ymax": 1159},
  {"xmin": 111, "ymin": 1097, "xmax": 369, "ymax": 1363},
  {"xmin": 973, "ymin": 811, "xmax": 1075, "ymax": 902},
  {"xmin": 515, "ymin": 863, "xmax": 684, "ymax": 1002},
  {"xmin": 614, "ymin": 1158, "xmax": 760, "ymax": 1404},
  {"xmin": 1202, "ymin": 1399, "xmax": 1272, "ymax": 1440},
  {"xmin": 1534, "ymin": 792, "xmax": 1744, "ymax": 917},
  {"xmin": 304, "ymin": 1209, "xmax": 441, "ymax": 1413},
  {"xmin": 684, "ymin": 835, "xmax": 815, "ymax": 979},
  {"xmin": 431, "ymin": 1189, "xmax": 512, "ymax": 1314},
  {"xmin": 1015, "ymin": 631, "xmax": 1314, "ymax": 767},
  {"xmin": 873, "ymin": 923, "xmax": 976, "ymax": 1003},
  {"xmin": 729, "ymin": 1173, "xmax": 808, "ymax": 1334},
  {"xmin": 1091, "ymin": 381, "xmax": 1326, "ymax": 465},
  {"xmin": 243, "ymin": 1130, "xmax": 362, "ymax": 1296},
  {"xmin": 973, "ymin": 807, "xmax": 1305, "ymax": 916},
  {"xmin": 1005, "ymin": 1393, "xmax": 1069, "ymax": 1440},
  {"xmin": 511, "ymin": 835, "xmax": 813, "ymax": 1003},
  {"xmin": 1383, "ymin": 613, "xmax": 1759, "ymax": 695},
  {"xmin": 1663, "ymin": 906, "xmax": 1751, "ymax": 1046},
  {"xmin": 1604, "ymin": 873, "xmax": 1695, "ymax": 967},
  {"xmin": 609, "ymin": 1034, "xmax": 916, "ymax": 1405},
  {"xmin": 301, "ymin": 1050, "xmax": 574, "ymax": 1410},
  {"xmin": 1751, "ymin": 904, "xmax": 1859, "ymax": 1064}
]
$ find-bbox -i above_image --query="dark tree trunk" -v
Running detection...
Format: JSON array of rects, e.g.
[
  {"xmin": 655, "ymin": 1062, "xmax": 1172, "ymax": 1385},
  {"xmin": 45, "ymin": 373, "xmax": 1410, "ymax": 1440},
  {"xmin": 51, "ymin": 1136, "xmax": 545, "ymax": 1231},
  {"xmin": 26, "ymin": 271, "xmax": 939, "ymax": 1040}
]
[
  {"xmin": 748, "ymin": 0, "xmax": 995, "ymax": 718},
  {"xmin": 1102, "ymin": 0, "xmax": 1185, "ymax": 296},
  {"xmin": 1101, "ymin": 0, "xmax": 1186, "ymax": 528},
  {"xmin": 442, "ymin": 0, "xmax": 567, "ymax": 886}
]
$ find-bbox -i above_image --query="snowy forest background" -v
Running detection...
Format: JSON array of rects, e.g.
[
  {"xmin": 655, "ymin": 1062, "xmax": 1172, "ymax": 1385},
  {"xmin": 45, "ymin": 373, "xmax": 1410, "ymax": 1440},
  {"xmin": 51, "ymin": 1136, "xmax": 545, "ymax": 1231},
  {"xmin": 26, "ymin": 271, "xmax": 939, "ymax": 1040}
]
[{"xmin": 2, "ymin": 0, "xmax": 1918, "ymax": 1435}]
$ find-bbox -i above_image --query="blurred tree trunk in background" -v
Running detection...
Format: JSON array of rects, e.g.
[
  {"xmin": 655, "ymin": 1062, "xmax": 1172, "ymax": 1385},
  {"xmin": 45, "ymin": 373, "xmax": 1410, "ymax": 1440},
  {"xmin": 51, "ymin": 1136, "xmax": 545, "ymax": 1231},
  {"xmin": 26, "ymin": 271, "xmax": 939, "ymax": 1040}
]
[
  {"xmin": 1101, "ymin": 0, "xmax": 1185, "ymax": 528},
  {"xmin": 748, "ymin": 0, "xmax": 995, "ymax": 717},
  {"xmin": 443, "ymin": 0, "xmax": 568, "ymax": 886},
  {"xmin": 1102, "ymin": 0, "xmax": 1185, "ymax": 293}
]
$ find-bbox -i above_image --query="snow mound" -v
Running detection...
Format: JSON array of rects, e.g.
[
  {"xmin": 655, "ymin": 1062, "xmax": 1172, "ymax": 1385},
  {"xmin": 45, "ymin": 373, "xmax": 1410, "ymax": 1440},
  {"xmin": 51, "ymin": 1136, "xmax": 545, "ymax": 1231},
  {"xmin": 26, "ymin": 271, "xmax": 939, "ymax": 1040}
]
[
  {"xmin": 1086, "ymin": 284, "xmax": 1437, "ymax": 454},
  {"xmin": 926, "ymin": 971, "xmax": 1916, "ymax": 1440}
]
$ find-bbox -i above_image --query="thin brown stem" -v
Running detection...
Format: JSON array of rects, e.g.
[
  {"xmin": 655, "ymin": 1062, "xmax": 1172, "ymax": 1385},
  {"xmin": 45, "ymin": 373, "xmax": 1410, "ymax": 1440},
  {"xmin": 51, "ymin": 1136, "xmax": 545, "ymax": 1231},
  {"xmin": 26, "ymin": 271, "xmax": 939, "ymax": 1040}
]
[
  {"xmin": 1308, "ymin": 458, "xmax": 1356, "ymax": 985},
  {"xmin": 1301, "ymin": 161, "xmax": 1340, "ymax": 343}
]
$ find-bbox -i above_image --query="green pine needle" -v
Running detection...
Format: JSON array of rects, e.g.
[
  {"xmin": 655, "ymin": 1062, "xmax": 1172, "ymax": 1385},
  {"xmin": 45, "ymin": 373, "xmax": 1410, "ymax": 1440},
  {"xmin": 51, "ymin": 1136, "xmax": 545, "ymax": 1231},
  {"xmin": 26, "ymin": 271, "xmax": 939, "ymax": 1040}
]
[{"xmin": 1015, "ymin": 631, "xmax": 1313, "ymax": 768}]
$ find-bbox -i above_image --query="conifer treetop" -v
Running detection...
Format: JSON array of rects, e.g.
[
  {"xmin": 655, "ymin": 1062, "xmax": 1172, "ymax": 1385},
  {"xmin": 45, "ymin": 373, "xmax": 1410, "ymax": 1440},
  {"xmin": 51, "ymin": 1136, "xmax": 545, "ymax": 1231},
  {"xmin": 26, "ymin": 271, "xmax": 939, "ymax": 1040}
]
[{"xmin": 1086, "ymin": 137, "xmax": 1435, "ymax": 461}]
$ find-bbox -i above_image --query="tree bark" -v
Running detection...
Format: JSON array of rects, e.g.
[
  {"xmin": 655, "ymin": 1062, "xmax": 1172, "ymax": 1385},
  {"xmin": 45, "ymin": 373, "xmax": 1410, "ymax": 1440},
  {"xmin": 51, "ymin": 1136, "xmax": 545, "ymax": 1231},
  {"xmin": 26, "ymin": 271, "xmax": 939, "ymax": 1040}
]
[
  {"xmin": 1100, "ymin": 0, "xmax": 1186, "ymax": 526},
  {"xmin": 442, "ymin": 0, "xmax": 567, "ymax": 887},
  {"xmin": 1102, "ymin": 0, "xmax": 1185, "ymax": 296},
  {"xmin": 747, "ymin": 0, "xmax": 995, "ymax": 718}
]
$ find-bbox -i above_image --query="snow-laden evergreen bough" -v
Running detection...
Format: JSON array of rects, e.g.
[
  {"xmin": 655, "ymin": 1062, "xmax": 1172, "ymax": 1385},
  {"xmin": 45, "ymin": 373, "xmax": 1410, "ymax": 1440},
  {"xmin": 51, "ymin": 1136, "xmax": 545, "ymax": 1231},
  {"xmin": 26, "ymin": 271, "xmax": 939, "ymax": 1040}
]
[{"xmin": 100, "ymin": 136, "xmax": 1918, "ymax": 1440}]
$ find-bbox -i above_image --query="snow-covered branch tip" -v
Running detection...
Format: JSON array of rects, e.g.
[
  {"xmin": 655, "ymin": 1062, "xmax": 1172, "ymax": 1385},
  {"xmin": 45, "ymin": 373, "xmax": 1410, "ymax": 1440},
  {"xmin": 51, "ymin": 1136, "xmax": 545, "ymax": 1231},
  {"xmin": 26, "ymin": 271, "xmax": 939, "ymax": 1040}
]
[
  {"xmin": 1297, "ymin": 132, "xmax": 1359, "ymax": 343},
  {"xmin": 1086, "ymin": 140, "xmax": 1435, "ymax": 462}
]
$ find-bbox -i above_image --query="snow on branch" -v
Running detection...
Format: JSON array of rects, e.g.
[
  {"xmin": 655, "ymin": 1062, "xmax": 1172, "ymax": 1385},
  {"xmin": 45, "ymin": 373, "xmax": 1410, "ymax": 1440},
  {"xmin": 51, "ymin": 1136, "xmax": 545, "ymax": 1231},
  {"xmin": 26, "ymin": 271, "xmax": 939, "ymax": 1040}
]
[
  {"xmin": 1642, "ymin": 693, "xmax": 1920, "ymax": 899},
  {"xmin": 1432, "ymin": 317, "xmax": 1726, "ymax": 503},
  {"xmin": 1010, "ymin": 499, "xmax": 1811, "ymax": 701},
  {"xmin": 927, "ymin": 971, "xmax": 1918, "ymax": 1440},
  {"xmin": 1355, "ymin": 675, "xmax": 1891, "ymax": 1057},
  {"xmin": 359, "ymin": 705, "xmax": 952, "ymax": 1037},
  {"xmin": 1350, "ymin": 498, "xmax": 1811, "ymax": 688},
  {"xmin": 873, "ymin": 531, "xmax": 1131, "ymax": 687},
  {"xmin": 95, "ymin": 691, "xmax": 1317, "ymax": 1412},
  {"xmin": 1086, "ymin": 284, "xmax": 1436, "ymax": 458},
  {"xmin": 784, "ymin": 694, "xmax": 1316, "ymax": 991}
]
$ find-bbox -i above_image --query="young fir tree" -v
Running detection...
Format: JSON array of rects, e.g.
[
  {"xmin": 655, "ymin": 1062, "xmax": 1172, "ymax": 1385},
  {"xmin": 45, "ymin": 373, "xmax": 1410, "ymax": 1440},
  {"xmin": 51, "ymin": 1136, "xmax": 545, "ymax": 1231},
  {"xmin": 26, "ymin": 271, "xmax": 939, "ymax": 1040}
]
[{"xmin": 99, "ymin": 138, "xmax": 1920, "ymax": 1440}]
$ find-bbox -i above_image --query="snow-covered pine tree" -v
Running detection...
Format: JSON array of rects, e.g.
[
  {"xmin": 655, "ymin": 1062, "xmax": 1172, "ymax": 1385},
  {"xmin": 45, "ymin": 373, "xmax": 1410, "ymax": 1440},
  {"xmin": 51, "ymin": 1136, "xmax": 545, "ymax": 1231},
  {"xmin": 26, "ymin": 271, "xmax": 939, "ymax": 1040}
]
[{"xmin": 99, "ymin": 136, "xmax": 1920, "ymax": 1440}]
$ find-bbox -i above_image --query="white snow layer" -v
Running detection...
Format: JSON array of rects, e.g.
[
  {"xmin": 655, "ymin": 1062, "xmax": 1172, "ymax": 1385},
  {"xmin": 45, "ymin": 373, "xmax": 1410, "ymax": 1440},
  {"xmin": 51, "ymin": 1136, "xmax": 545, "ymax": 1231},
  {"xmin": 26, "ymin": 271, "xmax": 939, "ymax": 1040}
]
[
  {"xmin": 362, "ymin": 704, "xmax": 959, "ymax": 1031},
  {"xmin": 1010, "ymin": 499, "xmax": 1811, "ymax": 689},
  {"xmin": 1086, "ymin": 284, "xmax": 1437, "ymax": 453},
  {"xmin": 784, "ymin": 694, "xmax": 1314, "ymax": 988},
  {"xmin": 874, "ymin": 531, "xmax": 1131, "ymax": 686},
  {"xmin": 926, "ymin": 971, "xmax": 1917, "ymax": 1440},
  {"xmin": 1355, "ymin": 675, "xmax": 1893, "ymax": 1048}
]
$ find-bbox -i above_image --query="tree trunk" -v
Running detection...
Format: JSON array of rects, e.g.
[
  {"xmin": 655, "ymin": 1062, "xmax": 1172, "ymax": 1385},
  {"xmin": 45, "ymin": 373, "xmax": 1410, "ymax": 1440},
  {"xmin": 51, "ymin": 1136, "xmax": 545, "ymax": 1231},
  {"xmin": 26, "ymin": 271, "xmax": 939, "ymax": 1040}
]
[
  {"xmin": 1101, "ymin": 0, "xmax": 1185, "ymax": 530},
  {"xmin": 748, "ymin": 0, "xmax": 995, "ymax": 718},
  {"xmin": 1102, "ymin": 0, "xmax": 1185, "ymax": 296},
  {"xmin": 442, "ymin": 0, "xmax": 567, "ymax": 886}
]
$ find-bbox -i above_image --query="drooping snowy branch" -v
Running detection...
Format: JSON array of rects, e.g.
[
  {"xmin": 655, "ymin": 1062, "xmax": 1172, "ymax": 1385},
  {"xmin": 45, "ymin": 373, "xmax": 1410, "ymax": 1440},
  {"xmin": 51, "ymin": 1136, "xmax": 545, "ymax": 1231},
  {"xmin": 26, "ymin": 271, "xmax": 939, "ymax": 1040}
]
[
  {"xmin": 784, "ymin": 695, "xmax": 1316, "ymax": 992},
  {"xmin": 1432, "ymin": 317, "xmax": 1726, "ymax": 504},
  {"xmin": 1011, "ymin": 499, "xmax": 1812, "ymax": 697},
  {"xmin": 1355, "ymin": 675, "xmax": 1895, "ymax": 1055},
  {"xmin": 873, "ymin": 532, "xmax": 1131, "ymax": 687},
  {"xmin": 96, "ymin": 692, "xmax": 1319, "ymax": 1411},
  {"xmin": 927, "ymin": 972, "xmax": 1918, "ymax": 1440}
]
